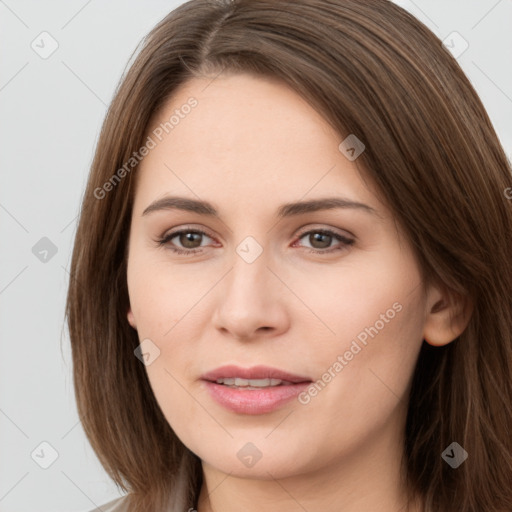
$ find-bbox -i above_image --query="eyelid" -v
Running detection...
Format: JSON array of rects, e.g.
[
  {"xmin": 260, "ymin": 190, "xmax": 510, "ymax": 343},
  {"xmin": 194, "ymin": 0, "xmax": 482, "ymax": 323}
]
[
  {"xmin": 160, "ymin": 224, "xmax": 217, "ymax": 241},
  {"xmin": 160, "ymin": 223, "xmax": 354, "ymax": 245},
  {"xmin": 156, "ymin": 225, "xmax": 355, "ymax": 259},
  {"xmin": 295, "ymin": 223, "xmax": 355, "ymax": 240}
]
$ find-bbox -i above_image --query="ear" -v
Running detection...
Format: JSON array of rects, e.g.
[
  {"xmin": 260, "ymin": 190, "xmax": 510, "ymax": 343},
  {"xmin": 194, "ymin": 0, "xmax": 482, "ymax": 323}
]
[
  {"xmin": 127, "ymin": 306, "xmax": 137, "ymax": 330},
  {"xmin": 423, "ymin": 283, "xmax": 473, "ymax": 347}
]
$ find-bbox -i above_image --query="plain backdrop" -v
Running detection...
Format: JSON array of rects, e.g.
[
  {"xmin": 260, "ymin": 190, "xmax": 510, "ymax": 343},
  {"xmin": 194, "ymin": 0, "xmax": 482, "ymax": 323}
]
[{"xmin": 0, "ymin": 1, "xmax": 511, "ymax": 511}]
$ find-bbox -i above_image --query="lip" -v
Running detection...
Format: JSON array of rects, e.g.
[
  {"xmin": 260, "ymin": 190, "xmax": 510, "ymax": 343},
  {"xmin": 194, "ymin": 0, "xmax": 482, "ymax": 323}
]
[
  {"xmin": 201, "ymin": 365, "xmax": 312, "ymax": 415},
  {"xmin": 201, "ymin": 365, "xmax": 312, "ymax": 383}
]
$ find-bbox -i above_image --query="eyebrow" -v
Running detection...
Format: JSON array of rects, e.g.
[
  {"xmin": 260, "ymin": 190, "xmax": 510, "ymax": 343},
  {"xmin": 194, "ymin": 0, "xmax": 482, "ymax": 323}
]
[{"xmin": 142, "ymin": 196, "xmax": 379, "ymax": 218}]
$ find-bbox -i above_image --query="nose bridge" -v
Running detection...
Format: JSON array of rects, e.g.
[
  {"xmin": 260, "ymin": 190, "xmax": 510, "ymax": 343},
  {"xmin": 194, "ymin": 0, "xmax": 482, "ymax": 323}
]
[
  {"xmin": 224, "ymin": 240, "xmax": 273, "ymax": 307},
  {"xmin": 212, "ymin": 237, "xmax": 288, "ymax": 338}
]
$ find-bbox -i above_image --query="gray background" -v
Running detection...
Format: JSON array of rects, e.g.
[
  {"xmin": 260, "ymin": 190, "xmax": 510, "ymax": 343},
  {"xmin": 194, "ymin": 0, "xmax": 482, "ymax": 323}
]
[{"xmin": 0, "ymin": 1, "xmax": 511, "ymax": 511}]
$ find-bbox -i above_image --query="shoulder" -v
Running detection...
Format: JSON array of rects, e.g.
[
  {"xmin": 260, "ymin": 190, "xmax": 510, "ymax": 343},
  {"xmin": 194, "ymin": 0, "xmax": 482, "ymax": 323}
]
[
  {"xmin": 88, "ymin": 495, "xmax": 129, "ymax": 512},
  {"xmin": 86, "ymin": 455, "xmax": 194, "ymax": 512},
  {"xmin": 86, "ymin": 492, "xmax": 193, "ymax": 512}
]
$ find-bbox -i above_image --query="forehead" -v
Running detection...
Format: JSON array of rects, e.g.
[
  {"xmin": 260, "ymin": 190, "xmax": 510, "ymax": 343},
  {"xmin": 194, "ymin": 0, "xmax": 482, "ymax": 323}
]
[{"xmin": 134, "ymin": 73, "xmax": 379, "ymax": 214}]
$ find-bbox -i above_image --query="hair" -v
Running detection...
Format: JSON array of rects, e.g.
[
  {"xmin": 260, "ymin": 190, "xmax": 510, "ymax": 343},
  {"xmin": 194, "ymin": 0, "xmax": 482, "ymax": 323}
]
[{"xmin": 65, "ymin": 1, "xmax": 512, "ymax": 511}]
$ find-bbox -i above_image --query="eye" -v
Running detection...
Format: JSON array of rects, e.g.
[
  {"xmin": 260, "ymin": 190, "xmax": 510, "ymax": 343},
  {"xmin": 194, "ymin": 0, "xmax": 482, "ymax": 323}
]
[
  {"xmin": 156, "ymin": 227, "xmax": 354, "ymax": 256},
  {"xmin": 156, "ymin": 228, "xmax": 215, "ymax": 256},
  {"xmin": 294, "ymin": 228, "xmax": 354, "ymax": 254}
]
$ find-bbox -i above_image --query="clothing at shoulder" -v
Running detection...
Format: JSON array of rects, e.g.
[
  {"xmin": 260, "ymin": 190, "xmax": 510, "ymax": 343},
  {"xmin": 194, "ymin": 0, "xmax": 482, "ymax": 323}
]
[
  {"xmin": 88, "ymin": 495, "xmax": 129, "ymax": 512},
  {"xmin": 88, "ymin": 456, "xmax": 193, "ymax": 512},
  {"xmin": 88, "ymin": 492, "xmax": 193, "ymax": 512}
]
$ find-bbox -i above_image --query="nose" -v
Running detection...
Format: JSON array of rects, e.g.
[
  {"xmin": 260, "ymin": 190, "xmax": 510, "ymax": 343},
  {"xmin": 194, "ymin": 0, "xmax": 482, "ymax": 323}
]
[{"xmin": 211, "ymin": 249, "xmax": 290, "ymax": 342}]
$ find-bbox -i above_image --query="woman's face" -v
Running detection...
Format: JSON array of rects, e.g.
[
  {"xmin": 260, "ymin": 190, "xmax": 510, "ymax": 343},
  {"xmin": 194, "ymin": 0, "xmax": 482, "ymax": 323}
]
[{"xmin": 126, "ymin": 72, "xmax": 433, "ymax": 479}]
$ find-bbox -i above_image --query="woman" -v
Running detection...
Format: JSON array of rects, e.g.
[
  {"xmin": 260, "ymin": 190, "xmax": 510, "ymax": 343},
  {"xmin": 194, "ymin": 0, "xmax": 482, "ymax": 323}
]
[{"xmin": 66, "ymin": 1, "xmax": 512, "ymax": 511}]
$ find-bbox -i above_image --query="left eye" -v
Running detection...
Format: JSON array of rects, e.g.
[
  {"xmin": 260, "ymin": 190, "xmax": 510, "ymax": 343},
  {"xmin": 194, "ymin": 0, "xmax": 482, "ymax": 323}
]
[
  {"xmin": 295, "ymin": 229, "xmax": 354, "ymax": 254},
  {"xmin": 156, "ymin": 228, "xmax": 354, "ymax": 256}
]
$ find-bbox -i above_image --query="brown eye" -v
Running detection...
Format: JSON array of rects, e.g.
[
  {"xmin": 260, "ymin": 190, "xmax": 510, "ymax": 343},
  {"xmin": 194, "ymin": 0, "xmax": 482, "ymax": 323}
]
[
  {"xmin": 157, "ymin": 229, "xmax": 214, "ymax": 255},
  {"xmin": 296, "ymin": 229, "xmax": 354, "ymax": 254},
  {"xmin": 176, "ymin": 231, "xmax": 204, "ymax": 249},
  {"xmin": 308, "ymin": 232, "xmax": 333, "ymax": 249}
]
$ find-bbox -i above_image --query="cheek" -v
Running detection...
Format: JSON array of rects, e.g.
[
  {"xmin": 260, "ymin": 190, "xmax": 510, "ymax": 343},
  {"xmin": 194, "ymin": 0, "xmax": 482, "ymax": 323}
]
[
  {"xmin": 126, "ymin": 255, "xmax": 210, "ymax": 424},
  {"xmin": 293, "ymin": 249, "xmax": 426, "ymax": 412},
  {"xmin": 289, "ymin": 246, "xmax": 424, "ymax": 350},
  {"xmin": 287, "ymin": 285, "xmax": 425, "ymax": 469},
  {"xmin": 142, "ymin": 338, "xmax": 214, "ymax": 447},
  {"xmin": 127, "ymin": 251, "xmax": 210, "ymax": 337}
]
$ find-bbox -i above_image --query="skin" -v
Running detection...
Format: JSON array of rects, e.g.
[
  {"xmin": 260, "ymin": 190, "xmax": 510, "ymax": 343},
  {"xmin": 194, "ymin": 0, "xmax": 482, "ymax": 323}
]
[{"xmin": 126, "ymin": 72, "xmax": 471, "ymax": 512}]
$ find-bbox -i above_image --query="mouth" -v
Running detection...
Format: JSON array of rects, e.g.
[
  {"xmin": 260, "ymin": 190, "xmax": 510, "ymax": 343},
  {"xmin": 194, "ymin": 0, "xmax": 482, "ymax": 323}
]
[
  {"xmin": 201, "ymin": 364, "xmax": 312, "ymax": 386},
  {"xmin": 200, "ymin": 365, "xmax": 313, "ymax": 414},
  {"xmin": 213, "ymin": 377, "xmax": 297, "ymax": 389}
]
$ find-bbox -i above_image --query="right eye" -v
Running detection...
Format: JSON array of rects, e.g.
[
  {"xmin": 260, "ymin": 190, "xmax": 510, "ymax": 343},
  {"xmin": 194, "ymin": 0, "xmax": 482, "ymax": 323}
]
[{"xmin": 157, "ymin": 228, "xmax": 216, "ymax": 255}]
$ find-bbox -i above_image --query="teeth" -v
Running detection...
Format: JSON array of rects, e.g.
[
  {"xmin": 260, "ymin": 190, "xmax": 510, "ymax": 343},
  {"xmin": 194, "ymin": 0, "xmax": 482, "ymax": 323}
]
[{"xmin": 215, "ymin": 377, "xmax": 290, "ymax": 387}]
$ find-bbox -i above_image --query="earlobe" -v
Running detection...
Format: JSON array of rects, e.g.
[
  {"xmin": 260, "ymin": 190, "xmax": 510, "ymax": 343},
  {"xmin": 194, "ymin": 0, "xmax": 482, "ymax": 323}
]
[
  {"xmin": 423, "ymin": 286, "xmax": 473, "ymax": 347},
  {"xmin": 127, "ymin": 307, "xmax": 137, "ymax": 329}
]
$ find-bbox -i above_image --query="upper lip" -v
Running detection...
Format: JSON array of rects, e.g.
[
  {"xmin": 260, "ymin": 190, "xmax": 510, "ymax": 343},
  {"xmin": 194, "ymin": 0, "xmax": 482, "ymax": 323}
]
[{"xmin": 201, "ymin": 365, "xmax": 312, "ymax": 384}]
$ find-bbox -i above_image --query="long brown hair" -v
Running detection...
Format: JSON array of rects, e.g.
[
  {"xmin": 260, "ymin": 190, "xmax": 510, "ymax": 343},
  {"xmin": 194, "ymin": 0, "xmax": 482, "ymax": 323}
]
[{"xmin": 65, "ymin": 1, "xmax": 512, "ymax": 510}]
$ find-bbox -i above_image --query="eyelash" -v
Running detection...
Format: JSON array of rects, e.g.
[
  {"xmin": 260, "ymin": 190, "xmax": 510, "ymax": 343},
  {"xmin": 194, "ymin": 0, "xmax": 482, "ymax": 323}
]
[{"xmin": 156, "ymin": 227, "xmax": 354, "ymax": 256}]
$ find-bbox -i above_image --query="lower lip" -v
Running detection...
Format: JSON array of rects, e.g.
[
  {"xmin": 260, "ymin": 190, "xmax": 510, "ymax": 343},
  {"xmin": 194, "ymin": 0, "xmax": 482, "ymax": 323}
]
[{"xmin": 202, "ymin": 380, "xmax": 311, "ymax": 415}]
